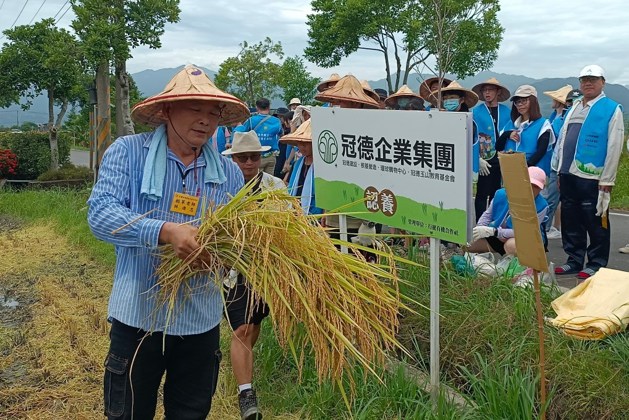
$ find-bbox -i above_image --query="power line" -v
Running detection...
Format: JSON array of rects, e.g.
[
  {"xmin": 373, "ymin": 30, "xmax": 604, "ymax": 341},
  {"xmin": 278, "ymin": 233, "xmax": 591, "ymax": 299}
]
[
  {"xmin": 0, "ymin": 0, "xmax": 31, "ymax": 41},
  {"xmin": 0, "ymin": 0, "xmax": 6, "ymax": 13},
  {"xmin": 27, "ymin": 0, "xmax": 48, "ymax": 25},
  {"xmin": 55, "ymin": 2, "xmax": 72, "ymax": 25},
  {"xmin": 52, "ymin": 0, "xmax": 69, "ymax": 21}
]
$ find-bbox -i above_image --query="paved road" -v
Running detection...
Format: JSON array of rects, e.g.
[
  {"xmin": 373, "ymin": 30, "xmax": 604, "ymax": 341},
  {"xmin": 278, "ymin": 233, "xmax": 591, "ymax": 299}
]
[{"xmin": 70, "ymin": 149, "xmax": 90, "ymax": 168}]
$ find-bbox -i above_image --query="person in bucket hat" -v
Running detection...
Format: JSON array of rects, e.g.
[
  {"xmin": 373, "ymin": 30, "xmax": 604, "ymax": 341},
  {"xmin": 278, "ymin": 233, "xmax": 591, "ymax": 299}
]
[
  {"xmin": 222, "ymin": 130, "xmax": 283, "ymax": 420},
  {"xmin": 471, "ymin": 77, "xmax": 512, "ymax": 221},
  {"xmin": 88, "ymin": 65, "xmax": 249, "ymax": 419}
]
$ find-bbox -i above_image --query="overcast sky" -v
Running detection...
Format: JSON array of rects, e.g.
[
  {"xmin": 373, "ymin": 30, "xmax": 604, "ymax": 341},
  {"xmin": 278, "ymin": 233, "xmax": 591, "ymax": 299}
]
[{"xmin": 1, "ymin": 0, "xmax": 628, "ymax": 85}]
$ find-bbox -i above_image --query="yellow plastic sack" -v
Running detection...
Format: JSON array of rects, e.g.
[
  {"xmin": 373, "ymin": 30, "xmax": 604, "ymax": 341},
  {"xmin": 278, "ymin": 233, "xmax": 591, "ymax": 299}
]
[{"xmin": 549, "ymin": 268, "xmax": 629, "ymax": 340}]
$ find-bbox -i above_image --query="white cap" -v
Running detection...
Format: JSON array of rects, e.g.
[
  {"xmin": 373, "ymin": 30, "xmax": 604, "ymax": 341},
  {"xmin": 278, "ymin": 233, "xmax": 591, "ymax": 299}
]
[
  {"xmin": 579, "ymin": 65, "xmax": 605, "ymax": 79},
  {"xmin": 289, "ymin": 97, "xmax": 301, "ymax": 105}
]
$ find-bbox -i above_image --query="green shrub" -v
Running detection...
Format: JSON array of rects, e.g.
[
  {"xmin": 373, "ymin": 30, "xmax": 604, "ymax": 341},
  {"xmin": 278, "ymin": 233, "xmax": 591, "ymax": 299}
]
[
  {"xmin": 0, "ymin": 131, "xmax": 70, "ymax": 179},
  {"xmin": 37, "ymin": 163, "xmax": 93, "ymax": 182}
]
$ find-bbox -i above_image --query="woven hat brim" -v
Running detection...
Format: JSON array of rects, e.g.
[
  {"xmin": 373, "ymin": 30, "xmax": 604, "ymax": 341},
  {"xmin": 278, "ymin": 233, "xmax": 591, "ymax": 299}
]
[
  {"xmin": 280, "ymin": 120, "xmax": 312, "ymax": 146},
  {"xmin": 222, "ymin": 145, "xmax": 271, "ymax": 155},
  {"xmin": 317, "ymin": 80, "xmax": 338, "ymax": 92},
  {"xmin": 131, "ymin": 94, "xmax": 250, "ymax": 127},
  {"xmin": 420, "ymin": 77, "xmax": 453, "ymax": 102},
  {"xmin": 384, "ymin": 92, "xmax": 425, "ymax": 107},
  {"xmin": 472, "ymin": 82, "xmax": 511, "ymax": 102},
  {"xmin": 429, "ymin": 88, "xmax": 479, "ymax": 108},
  {"xmin": 314, "ymin": 91, "xmax": 379, "ymax": 108}
]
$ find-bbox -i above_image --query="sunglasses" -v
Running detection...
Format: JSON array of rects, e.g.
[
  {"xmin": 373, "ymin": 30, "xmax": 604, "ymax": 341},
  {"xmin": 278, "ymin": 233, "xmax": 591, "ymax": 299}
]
[
  {"xmin": 233, "ymin": 153, "xmax": 262, "ymax": 163},
  {"xmin": 514, "ymin": 97, "xmax": 530, "ymax": 105}
]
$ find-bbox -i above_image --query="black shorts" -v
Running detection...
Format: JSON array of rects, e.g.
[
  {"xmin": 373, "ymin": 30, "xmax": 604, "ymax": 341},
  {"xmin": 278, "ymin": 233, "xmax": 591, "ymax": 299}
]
[
  {"xmin": 224, "ymin": 274, "xmax": 269, "ymax": 331},
  {"xmin": 486, "ymin": 236, "xmax": 506, "ymax": 256}
]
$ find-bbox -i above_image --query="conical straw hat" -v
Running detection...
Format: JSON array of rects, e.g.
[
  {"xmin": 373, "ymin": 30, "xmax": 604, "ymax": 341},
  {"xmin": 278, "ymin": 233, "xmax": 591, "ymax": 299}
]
[
  {"xmin": 419, "ymin": 76, "xmax": 452, "ymax": 104},
  {"xmin": 384, "ymin": 85, "xmax": 425, "ymax": 108},
  {"xmin": 317, "ymin": 73, "xmax": 341, "ymax": 92},
  {"xmin": 131, "ymin": 65, "xmax": 250, "ymax": 126},
  {"xmin": 430, "ymin": 81, "xmax": 479, "ymax": 108},
  {"xmin": 314, "ymin": 75, "xmax": 379, "ymax": 108},
  {"xmin": 280, "ymin": 119, "xmax": 312, "ymax": 146},
  {"xmin": 472, "ymin": 77, "xmax": 511, "ymax": 102},
  {"xmin": 360, "ymin": 80, "xmax": 381, "ymax": 102},
  {"xmin": 543, "ymin": 84, "xmax": 574, "ymax": 105}
]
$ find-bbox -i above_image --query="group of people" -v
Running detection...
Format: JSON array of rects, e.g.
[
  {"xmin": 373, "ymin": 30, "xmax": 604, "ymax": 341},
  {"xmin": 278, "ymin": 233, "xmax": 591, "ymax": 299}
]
[{"xmin": 87, "ymin": 62, "xmax": 624, "ymax": 420}]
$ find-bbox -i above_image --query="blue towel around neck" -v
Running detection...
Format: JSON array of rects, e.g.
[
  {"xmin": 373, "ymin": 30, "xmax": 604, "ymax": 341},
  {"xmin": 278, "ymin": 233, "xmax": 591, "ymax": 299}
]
[{"xmin": 140, "ymin": 124, "xmax": 227, "ymax": 201}]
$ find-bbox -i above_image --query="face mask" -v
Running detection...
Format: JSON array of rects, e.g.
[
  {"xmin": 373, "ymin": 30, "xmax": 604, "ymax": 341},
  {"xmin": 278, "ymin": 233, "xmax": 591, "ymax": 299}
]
[{"xmin": 443, "ymin": 98, "xmax": 460, "ymax": 111}]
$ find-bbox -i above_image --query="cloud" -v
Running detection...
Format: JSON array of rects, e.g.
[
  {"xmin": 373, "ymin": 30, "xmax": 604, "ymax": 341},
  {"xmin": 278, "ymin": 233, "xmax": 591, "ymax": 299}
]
[{"xmin": 2, "ymin": 0, "xmax": 629, "ymax": 85}]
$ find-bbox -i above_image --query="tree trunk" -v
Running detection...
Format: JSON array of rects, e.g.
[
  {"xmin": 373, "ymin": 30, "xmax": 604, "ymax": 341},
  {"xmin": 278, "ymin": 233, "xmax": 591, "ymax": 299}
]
[
  {"xmin": 96, "ymin": 61, "xmax": 111, "ymax": 171},
  {"xmin": 115, "ymin": 59, "xmax": 135, "ymax": 137},
  {"xmin": 47, "ymin": 88, "xmax": 59, "ymax": 171}
]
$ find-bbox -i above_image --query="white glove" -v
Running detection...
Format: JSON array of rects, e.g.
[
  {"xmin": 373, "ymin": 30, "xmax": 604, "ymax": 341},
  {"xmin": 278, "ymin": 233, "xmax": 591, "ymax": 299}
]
[
  {"xmin": 472, "ymin": 226, "xmax": 496, "ymax": 243},
  {"xmin": 595, "ymin": 190, "xmax": 610, "ymax": 216},
  {"xmin": 479, "ymin": 158, "xmax": 492, "ymax": 176}
]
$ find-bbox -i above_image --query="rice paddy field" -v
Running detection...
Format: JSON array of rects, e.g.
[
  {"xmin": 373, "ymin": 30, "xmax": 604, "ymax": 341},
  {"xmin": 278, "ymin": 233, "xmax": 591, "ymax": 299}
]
[{"xmin": 1, "ymin": 188, "xmax": 628, "ymax": 419}]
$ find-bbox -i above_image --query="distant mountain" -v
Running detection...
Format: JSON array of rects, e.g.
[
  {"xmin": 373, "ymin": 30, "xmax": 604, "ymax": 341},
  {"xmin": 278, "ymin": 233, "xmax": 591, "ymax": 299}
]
[{"xmin": 2, "ymin": 68, "xmax": 628, "ymax": 126}]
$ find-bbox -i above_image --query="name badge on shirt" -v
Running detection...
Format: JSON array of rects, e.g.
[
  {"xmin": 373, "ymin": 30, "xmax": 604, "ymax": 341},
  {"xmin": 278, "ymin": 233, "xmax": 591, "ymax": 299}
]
[{"xmin": 170, "ymin": 192, "xmax": 200, "ymax": 216}]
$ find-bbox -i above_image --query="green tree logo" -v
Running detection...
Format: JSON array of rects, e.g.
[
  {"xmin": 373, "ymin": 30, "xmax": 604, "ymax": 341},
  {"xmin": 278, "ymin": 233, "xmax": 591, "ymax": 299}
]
[{"xmin": 317, "ymin": 130, "xmax": 338, "ymax": 164}]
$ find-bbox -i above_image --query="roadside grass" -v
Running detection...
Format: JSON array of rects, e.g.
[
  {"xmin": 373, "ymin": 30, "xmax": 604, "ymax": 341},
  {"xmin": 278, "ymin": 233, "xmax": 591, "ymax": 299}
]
[
  {"xmin": 399, "ymin": 250, "xmax": 629, "ymax": 419},
  {"xmin": 2, "ymin": 187, "xmax": 628, "ymax": 419},
  {"xmin": 611, "ymin": 152, "xmax": 629, "ymax": 210}
]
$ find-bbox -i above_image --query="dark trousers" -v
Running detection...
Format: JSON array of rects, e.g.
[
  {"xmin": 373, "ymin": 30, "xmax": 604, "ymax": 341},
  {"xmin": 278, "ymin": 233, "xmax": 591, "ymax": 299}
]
[
  {"xmin": 559, "ymin": 173, "xmax": 610, "ymax": 270},
  {"xmin": 475, "ymin": 157, "xmax": 502, "ymax": 221},
  {"xmin": 104, "ymin": 319, "xmax": 221, "ymax": 420}
]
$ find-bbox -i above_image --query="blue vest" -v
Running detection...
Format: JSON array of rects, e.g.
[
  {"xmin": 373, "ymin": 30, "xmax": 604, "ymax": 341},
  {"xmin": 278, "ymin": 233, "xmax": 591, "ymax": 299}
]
[
  {"xmin": 234, "ymin": 114, "xmax": 283, "ymax": 151},
  {"xmin": 572, "ymin": 97, "xmax": 620, "ymax": 176},
  {"xmin": 212, "ymin": 126, "xmax": 229, "ymax": 153},
  {"xmin": 472, "ymin": 103, "xmax": 511, "ymax": 163},
  {"xmin": 288, "ymin": 156, "xmax": 323, "ymax": 215},
  {"xmin": 548, "ymin": 110, "xmax": 566, "ymax": 139},
  {"xmin": 504, "ymin": 118, "xmax": 553, "ymax": 175},
  {"xmin": 489, "ymin": 188, "xmax": 548, "ymax": 231}
]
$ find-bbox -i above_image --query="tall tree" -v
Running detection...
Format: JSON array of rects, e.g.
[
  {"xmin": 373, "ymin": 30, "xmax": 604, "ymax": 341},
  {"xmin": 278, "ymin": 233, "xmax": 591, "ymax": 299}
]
[
  {"xmin": 305, "ymin": 0, "xmax": 503, "ymax": 93},
  {"xmin": 71, "ymin": 0, "xmax": 180, "ymax": 137},
  {"xmin": 0, "ymin": 19, "xmax": 83, "ymax": 170},
  {"xmin": 279, "ymin": 56, "xmax": 321, "ymax": 106},
  {"xmin": 215, "ymin": 37, "xmax": 284, "ymax": 106}
]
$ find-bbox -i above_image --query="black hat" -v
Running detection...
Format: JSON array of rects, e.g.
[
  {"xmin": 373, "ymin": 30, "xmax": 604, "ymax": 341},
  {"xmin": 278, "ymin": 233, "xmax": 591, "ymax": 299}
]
[
  {"xmin": 566, "ymin": 89, "xmax": 582, "ymax": 101},
  {"xmin": 374, "ymin": 88, "xmax": 389, "ymax": 101}
]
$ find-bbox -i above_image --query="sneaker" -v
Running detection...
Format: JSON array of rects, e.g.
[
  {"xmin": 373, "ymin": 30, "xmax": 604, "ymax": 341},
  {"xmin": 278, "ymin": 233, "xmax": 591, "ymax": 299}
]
[
  {"xmin": 239, "ymin": 389, "xmax": 262, "ymax": 420},
  {"xmin": 546, "ymin": 227, "xmax": 562, "ymax": 240},
  {"xmin": 619, "ymin": 244, "xmax": 629, "ymax": 254},
  {"xmin": 554, "ymin": 264, "xmax": 580, "ymax": 275},
  {"xmin": 576, "ymin": 268, "xmax": 596, "ymax": 280}
]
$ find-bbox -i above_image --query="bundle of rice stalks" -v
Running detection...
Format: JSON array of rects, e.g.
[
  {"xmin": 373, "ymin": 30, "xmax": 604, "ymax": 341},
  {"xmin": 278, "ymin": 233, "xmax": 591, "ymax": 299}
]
[{"xmin": 156, "ymin": 183, "xmax": 417, "ymax": 394}]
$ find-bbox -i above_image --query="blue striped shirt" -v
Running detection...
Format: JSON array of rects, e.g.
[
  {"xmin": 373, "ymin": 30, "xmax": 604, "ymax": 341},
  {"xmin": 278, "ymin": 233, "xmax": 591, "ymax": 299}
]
[{"xmin": 87, "ymin": 131, "xmax": 244, "ymax": 335}]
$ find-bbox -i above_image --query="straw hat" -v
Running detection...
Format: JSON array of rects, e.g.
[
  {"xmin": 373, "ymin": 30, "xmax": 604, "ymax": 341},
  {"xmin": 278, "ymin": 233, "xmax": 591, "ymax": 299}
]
[
  {"xmin": 432, "ymin": 81, "xmax": 479, "ymax": 108},
  {"xmin": 543, "ymin": 84, "xmax": 574, "ymax": 105},
  {"xmin": 360, "ymin": 80, "xmax": 381, "ymax": 103},
  {"xmin": 221, "ymin": 130, "xmax": 270, "ymax": 155},
  {"xmin": 280, "ymin": 119, "xmax": 312, "ymax": 146},
  {"xmin": 131, "ymin": 65, "xmax": 250, "ymax": 126},
  {"xmin": 419, "ymin": 77, "xmax": 452, "ymax": 103},
  {"xmin": 472, "ymin": 77, "xmax": 511, "ymax": 102},
  {"xmin": 384, "ymin": 85, "xmax": 425, "ymax": 108},
  {"xmin": 317, "ymin": 73, "xmax": 341, "ymax": 92},
  {"xmin": 314, "ymin": 75, "xmax": 380, "ymax": 108}
]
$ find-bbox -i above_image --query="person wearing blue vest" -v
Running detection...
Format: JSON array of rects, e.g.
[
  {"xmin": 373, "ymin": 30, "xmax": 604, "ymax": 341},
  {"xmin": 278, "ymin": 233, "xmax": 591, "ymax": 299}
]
[
  {"xmin": 471, "ymin": 78, "xmax": 512, "ymax": 221},
  {"xmin": 211, "ymin": 125, "xmax": 230, "ymax": 153},
  {"xmin": 496, "ymin": 85, "xmax": 554, "ymax": 176},
  {"xmin": 552, "ymin": 65, "xmax": 625, "ymax": 280},
  {"xmin": 467, "ymin": 166, "xmax": 548, "ymax": 256},
  {"xmin": 233, "ymin": 98, "xmax": 283, "ymax": 175},
  {"xmin": 540, "ymin": 85, "xmax": 576, "ymax": 240}
]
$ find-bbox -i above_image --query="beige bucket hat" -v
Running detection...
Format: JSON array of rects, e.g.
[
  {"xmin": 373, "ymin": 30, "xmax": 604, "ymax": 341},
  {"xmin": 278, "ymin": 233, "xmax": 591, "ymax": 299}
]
[
  {"xmin": 289, "ymin": 97, "xmax": 301, "ymax": 106},
  {"xmin": 543, "ymin": 84, "xmax": 574, "ymax": 105},
  {"xmin": 131, "ymin": 65, "xmax": 250, "ymax": 126},
  {"xmin": 433, "ymin": 81, "xmax": 479, "ymax": 108},
  {"xmin": 280, "ymin": 119, "xmax": 312, "ymax": 146},
  {"xmin": 419, "ymin": 76, "xmax": 453, "ymax": 104},
  {"xmin": 314, "ymin": 75, "xmax": 380, "ymax": 108},
  {"xmin": 472, "ymin": 77, "xmax": 511, "ymax": 102},
  {"xmin": 221, "ymin": 130, "xmax": 270, "ymax": 155},
  {"xmin": 384, "ymin": 85, "xmax": 425, "ymax": 108},
  {"xmin": 316, "ymin": 73, "xmax": 341, "ymax": 92}
]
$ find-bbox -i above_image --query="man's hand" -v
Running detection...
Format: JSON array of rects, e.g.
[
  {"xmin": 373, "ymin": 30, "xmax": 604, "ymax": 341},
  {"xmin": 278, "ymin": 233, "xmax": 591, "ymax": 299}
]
[
  {"xmin": 472, "ymin": 226, "xmax": 495, "ymax": 243},
  {"xmin": 479, "ymin": 158, "xmax": 492, "ymax": 176},
  {"xmin": 599, "ymin": 185, "xmax": 613, "ymax": 193},
  {"xmin": 510, "ymin": 131, "xmax": 520, "ymax": 142},
  {"xmin": 160, "ymin": 222, "xmax": 202, "ymax": 260},
  {"xmin": 595, "ymin": 190, "xmax": 611, "ymax": 216}
]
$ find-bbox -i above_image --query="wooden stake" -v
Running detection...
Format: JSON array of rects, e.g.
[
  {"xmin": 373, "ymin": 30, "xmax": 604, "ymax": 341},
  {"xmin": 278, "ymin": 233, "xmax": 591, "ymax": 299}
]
[{"xmin": 533, "ymin": 270, "xmax": 547, "ymax": 420}]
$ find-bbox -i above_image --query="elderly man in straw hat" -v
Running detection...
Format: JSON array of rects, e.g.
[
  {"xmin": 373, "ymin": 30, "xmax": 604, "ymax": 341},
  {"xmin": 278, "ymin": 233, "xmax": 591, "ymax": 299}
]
[
  {"xmin": 221, "ymin": 130, "xmax": 283, "ymax": 420},
  {"xmin": 541, "ymin": 84, "xmax": 573, "ymax": 240},
  {"xmin": 87, "ymin": 65, "xmax": 249, "ymax": 419},
  {"xmin": 420, "ymin": 76, "xmax": 452, "ymax": 110},
  {"xmin": 471, "ymin": 77, "xmax": 511, "ymax": 220}
]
